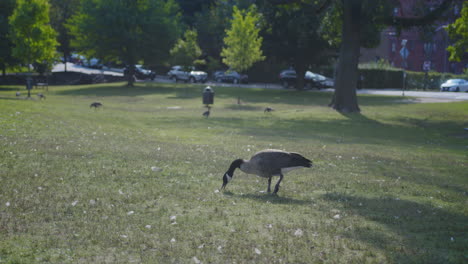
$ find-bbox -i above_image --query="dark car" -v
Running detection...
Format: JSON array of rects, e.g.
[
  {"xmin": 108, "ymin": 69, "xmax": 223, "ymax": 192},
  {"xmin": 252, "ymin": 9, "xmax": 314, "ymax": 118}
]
[
  {"xmin": 279, "ymin": 69, "xmax": 334, "ymax": 89},
  {"xmin": 124, "ymin": 65, "xmax": 156, "ymax": 80},
  {"xmin": 215, "ymin": 70, "xmax": 248, "ymax": 84}
]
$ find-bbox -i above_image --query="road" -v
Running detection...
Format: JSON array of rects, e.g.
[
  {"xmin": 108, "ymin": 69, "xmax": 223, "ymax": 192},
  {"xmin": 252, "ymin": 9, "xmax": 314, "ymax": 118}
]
[
  {"xmin": 52, "ymin": 62, "xmax": 124, "ymax": 76},
  {"xmin": 52, "ymin": 63, "xmax": 468, "ymax": 102}
]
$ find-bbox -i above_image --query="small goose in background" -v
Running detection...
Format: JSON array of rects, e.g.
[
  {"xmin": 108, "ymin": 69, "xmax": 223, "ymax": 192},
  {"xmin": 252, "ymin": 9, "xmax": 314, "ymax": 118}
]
[
  {"xmin": 221, "ymin": 149, "xmax": 312, "ymax": 194},
  {"xmin": 90, "ymin": 102, "xmax": 103, "ymax": 108},
  {"xmin": 37, "ymin": 93, "xmax": 46, "ymax": 99},
  {"xmin": 264, "ymin": 107, "xmax": 274, "ymax": 113},
  {"xmin": 203, "ymin": 105, "xmax": 211, "ymax": 118}
]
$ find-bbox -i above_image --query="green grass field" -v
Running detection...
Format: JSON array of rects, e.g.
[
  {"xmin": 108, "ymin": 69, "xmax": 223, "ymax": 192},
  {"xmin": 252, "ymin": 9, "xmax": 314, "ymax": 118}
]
[{"xmin": 0, "ymin": 82, "xmax": 467, "ymax": 263}]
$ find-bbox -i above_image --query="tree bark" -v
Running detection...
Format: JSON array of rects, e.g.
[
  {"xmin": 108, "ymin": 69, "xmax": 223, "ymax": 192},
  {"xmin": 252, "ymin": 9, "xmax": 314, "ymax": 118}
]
[
  {"xmin": 295, "ymin": 60, "xmax": 307, "ymax": 90},
  {"xmin": 329, "ymin": 0, "xmax": 361, "ymax": 113},
  {"xmin": 127, "ymin": 64, "xmax": 135, "ymax": 87}
]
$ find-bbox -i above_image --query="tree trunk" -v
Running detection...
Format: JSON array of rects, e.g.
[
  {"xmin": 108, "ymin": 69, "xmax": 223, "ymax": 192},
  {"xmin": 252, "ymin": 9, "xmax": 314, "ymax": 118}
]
[
  {"xmin": 295, "ymin": 60, "xmax": 307, "ymax": 90},
  {"xmin": 127, "ymin": 64, "xmax": 135, "ymax": 87},
  {"xmin": 329, "ymin": 0, "xmax": 361, "ymax": 113}
]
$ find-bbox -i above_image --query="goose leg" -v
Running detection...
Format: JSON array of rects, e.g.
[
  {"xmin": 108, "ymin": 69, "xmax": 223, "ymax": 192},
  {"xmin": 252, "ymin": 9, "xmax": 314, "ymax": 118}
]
[
  {"xmin": 267, "ymin": 177, "xmax": 272, "ymax": 193},
  {"xmin": 273, "ymin": 173, "xmax": 284, "ymax": 194}
]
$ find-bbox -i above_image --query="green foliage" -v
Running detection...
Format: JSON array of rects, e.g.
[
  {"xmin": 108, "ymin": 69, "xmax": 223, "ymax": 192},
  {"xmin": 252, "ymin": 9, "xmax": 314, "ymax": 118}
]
[
  {"xmin": 49, "ymin": 0, "xmax": 81, "ymax": 61},
  {"xmin": 406, "ymin": 71, "xmax": 461, "ymax": 90},
  {"xmin": 9, "ymin": 0, "xmax": 58, "ymax": 72},
  {"xmin": 170, "ymin": 29, "xmax": 203, "ymax": 70},
  {"xmin": 320, "ymin": 4, "xmax": 343, "ymax": 48},
  {"xmin": 446, "ymin": 2, "xmax": 468, "ymax": 62},
  {"xmin": 68, "ymin": 0, "xmax": 181, "ymax": 68},
  {"xmin": 194, "ymin": 2, "xmax": 231, "ymax": 60},
  {"xmin": 0, "ymin": 0, "xmax": 16, "ymax": 74},
  {"xmin": 221, "ymin": 5, "xmax": 265, "ymax": 73},
  {"xmin": 356, "ymin": 61, "xmax": 464, "ymax": 89},
  {"xmin": 358, "ymin": 68, "xmax": 404, "ymax": 89},
  {"xmin": 359, "ymin": 59, "xmax": 399, "ymax": 71}
]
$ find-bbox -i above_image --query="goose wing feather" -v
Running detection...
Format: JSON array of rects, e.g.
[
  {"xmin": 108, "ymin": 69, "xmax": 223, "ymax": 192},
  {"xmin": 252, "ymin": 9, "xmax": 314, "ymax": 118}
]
[{"xmin": 248, "ymin": 149, "xmax": 311, "ymax": 176}]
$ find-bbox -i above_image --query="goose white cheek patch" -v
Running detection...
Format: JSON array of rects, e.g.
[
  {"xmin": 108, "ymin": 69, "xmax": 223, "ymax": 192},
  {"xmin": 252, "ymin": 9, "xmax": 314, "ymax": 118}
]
[{"xmin": 225, "ymin": 174, "xmax": 232, "ymax": 182}]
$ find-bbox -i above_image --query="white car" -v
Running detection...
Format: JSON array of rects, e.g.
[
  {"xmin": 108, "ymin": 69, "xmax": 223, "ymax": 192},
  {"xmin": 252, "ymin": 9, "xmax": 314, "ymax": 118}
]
[
  {"xmin": 440, "ymin": 79, "xmax": 468, "ymax": 92},
  {"xmin": 167, "ymin": 65, "xmax": 207, "ymax": 83}
]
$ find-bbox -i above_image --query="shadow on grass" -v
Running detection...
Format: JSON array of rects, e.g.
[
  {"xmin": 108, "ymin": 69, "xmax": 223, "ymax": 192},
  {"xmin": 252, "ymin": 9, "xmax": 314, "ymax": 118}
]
[
  {"xmin": 224, "ymin": 104, "xmax": 264, "ymax": 111},
  {"xmin": 323, "ymin": 193, "xmax": 468, "ymax": 263},
  {"xmin": 224, "ymin": 191, "xmax": 312, "ymax": 205}
]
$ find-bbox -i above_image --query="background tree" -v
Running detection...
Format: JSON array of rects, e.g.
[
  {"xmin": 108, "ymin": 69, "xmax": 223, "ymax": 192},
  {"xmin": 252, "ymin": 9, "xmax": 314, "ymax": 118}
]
[
  {"xmin": 0, "ymin": 0, "xmax": 16, "ymax": 76},
  {"xmin": 170, "ymin": 29, "xmax": 204, "ymax": 70},
  {"xmin": 68, "ymin": 0, "xmax": 181, "ymax": 86},
  {"xmin": 194, "ymin": 3, "xmax": 231, "ymax": 62},
  {"xmin": 221, "ymin": 5, "xmax": 265, "ymax": 73},
  {"xmin": 322, "ymin": 0, "xmax": 451, "ymax": 113},
  {"xmin": 445, "ymin": 1, "xmax": 468, "ymax": 62},
  {"xmin": 261, "ymin": 1, "xmax": 334, "ymax": 89},
  {"xmin": 49, "ymin": 0, "xmax": 81, "ymax": 72},
  {"xmin": 9, "ymin": 0, "xmax": 58, "ymax": 74},
  {"xmin": 175, "ymin": 0, "xmax": 215, "ymax": 26}
]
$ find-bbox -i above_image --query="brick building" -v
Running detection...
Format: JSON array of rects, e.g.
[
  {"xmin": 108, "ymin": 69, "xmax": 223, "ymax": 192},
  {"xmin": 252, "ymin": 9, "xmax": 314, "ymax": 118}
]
[{"xmin": 360, "ymin": 0, "xmax": 467, "ymax": 74}]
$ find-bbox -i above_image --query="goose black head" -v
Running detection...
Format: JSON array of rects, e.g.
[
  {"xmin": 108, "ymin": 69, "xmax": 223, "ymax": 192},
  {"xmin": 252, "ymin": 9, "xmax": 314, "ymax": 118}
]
[{"xmin": 221, "ymin": 159, "xmax": 243, "ymax": 190}]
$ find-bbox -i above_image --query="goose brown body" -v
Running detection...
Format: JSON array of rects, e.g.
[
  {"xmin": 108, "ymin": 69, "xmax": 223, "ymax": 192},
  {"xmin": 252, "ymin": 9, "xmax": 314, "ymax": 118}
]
[{"xmin": 222, "ymin": 149, "xmax": 312, "ymax": 194}]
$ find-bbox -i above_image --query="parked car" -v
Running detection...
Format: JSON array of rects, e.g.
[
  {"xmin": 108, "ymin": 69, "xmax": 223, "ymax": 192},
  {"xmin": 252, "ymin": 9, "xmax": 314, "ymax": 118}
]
[
  {"xmin": 167, "ymin": 65, "xmax": 207, "ymax": 83},
  {"xmin": 124, "ymin": 65, "xmax": 156, "ymax": 80},
  {"xmin": 279, "ymin": 69, "xmax": 334, "ymax": 89},
  {"xmin": 214, "ymin": 70, "xmax": 248, "ymax": 84},
  {"xmin": 440, "ymin": 79, "xmax": 468, "ymax": 92},
  {"xmin": 213, "ymin": 71, "xmax": 225, "ymax": 80}
]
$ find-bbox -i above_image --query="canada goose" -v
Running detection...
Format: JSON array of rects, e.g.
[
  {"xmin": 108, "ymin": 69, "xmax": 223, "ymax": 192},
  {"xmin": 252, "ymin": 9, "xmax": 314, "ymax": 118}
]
[
  {"xmin": 264, "ymin": 107, "xmax": 274, "ymax": 113},
  {"xmin": 37, "ymin": 93, "xmax": 46, "ymax": 99},
  {"xmin": 90, "ymin": 102, "xmax": 103, "ymax": 108},
  {"xmin": 221, "ymin": 149, "xmax": 312, "ymax": 194}
]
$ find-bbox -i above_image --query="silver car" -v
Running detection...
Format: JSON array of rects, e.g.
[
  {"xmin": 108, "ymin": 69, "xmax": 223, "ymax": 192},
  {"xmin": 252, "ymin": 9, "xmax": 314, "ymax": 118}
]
[
  {"xmin": 167, "ymin": 65, "xmax": 207, "ymax": 83},
  {"xmin": 440, "ymin": 79, "xmax": 468, "ymax": 92}
]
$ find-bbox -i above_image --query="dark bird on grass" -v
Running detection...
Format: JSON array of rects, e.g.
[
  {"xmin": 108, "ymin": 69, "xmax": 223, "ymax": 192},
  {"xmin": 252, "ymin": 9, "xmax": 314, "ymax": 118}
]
[
  {"xmin": 221, "ymin": 149, "xmax": 312, "ymax": 194},
  {"xmin": 203, "ymin": 110, "xmax": 210, "ymax": 118},
  {"xmin": 37, "ymin": 93, "xmax": 46, "ymax": 99},
  {"xmin": 16, "ymin": 92, "xmax": 20, "ymax": 97},
  {"xmin": 90, "ymin": 102, "xmax": 103, "ymax": 108},
  {"xmin": 264, "ymin": 107, "xmax": 274, "ymax": 113}
]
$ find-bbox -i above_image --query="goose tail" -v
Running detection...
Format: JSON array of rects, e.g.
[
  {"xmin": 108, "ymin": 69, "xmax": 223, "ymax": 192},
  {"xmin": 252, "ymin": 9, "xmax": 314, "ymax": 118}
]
[{"xmin": 290, "ymin": 153, "xmax": 312, "ymax": 168}]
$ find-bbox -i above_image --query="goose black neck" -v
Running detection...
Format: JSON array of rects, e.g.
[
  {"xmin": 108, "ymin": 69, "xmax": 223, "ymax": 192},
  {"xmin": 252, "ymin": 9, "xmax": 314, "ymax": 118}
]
[{"xmin": 227, "ymin": 159, "xmax": 244, "ymax": 175}]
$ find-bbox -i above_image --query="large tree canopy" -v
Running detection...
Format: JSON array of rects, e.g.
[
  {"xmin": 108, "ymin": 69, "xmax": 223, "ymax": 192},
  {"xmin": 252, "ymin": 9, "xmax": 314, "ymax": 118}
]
[
  {"xmin": 68, "ymin": 0, "xmax": 181, "ymax": 86},
  {"xmin": 9, "ymin": 0, "xmax": 58, "ymax": 73},
  {"xmin": 221, "ymin": 5, "xmax": 265, "ymax": 73}
]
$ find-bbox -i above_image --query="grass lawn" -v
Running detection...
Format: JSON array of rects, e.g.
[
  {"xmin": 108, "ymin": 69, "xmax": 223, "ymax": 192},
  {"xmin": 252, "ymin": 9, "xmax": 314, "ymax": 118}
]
[{"xmin": 0, "ymin": 82, "xmax": 467, "ymax": 263}]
